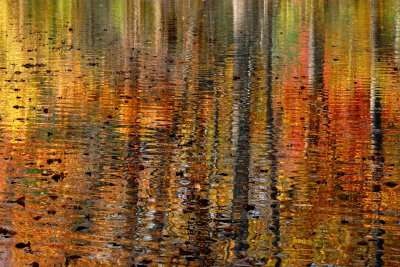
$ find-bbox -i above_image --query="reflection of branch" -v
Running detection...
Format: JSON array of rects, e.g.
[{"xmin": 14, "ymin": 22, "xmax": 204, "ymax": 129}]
[
  {"xmin": 231, "ymin": 0, "xmax": 251, "ymax": 252},
  {"xmin": 368, "ymin": 1, "xmax": 384, "ymax": 266},
  {"xmin": 305, "ymin": 0, "xmax": 326, "ymax": 161},
  {"xmin": 265, "ymin": 0, "xmax": 281, "ymax": 263}
]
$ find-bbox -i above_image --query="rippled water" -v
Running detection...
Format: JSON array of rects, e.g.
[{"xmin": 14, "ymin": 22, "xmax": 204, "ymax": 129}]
[{"xmin": 0, "ymin": 0, "xmax": 399, "ymax": 266}]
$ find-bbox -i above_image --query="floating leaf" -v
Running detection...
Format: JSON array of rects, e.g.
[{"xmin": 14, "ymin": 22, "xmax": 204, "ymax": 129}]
[
  {"xmin": 0, "ymin": 227, "xmax": 16, "ymax": 236},
  {"xmin": 15, "ymin": 241, "xmax": 30, "ymax": 249},
  {"xmin": 65, "ymin": 255, "xmax": 81, "ymax": 267},
  {"xmin": 51, "ymin": 172, "xmax": 65, "ymax": 182},
  {"xmin": 47, "ymin": 158, "xmax": 62, "ymax": 164},
  {"xmin": 22, "ymin": 63, "xmax": 35, "ymax": 68},
  {"xmin": 357, "ymin": 240, "xmax": 368, "ymax": 246},
  {"xmin": 16, "ymin": 196, "xmax": 25, "ymax": 207},
  {"xmin": 384, "ymin": 181, "xmax": 398, "ymax": 188},
  {"xmin": 176, "ymin": 170, "xmax": 184, "ymax": 177},
  {"xmin": 47, "ymin": 209, "xmax": 56, "ymax": 215},
  {"xmin": 75, "ymin": 226, "xmax": 88, "ymax": 232}
]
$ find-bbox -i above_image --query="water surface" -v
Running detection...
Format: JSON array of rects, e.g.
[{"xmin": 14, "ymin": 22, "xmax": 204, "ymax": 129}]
[{"xmin": 0, "ymin": 0, "xmax": 399, "ymax": 266}]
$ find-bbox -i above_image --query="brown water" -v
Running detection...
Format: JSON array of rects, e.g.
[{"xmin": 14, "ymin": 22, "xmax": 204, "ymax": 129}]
[{"xmin": 0, "ymin": 0, "xmax": 399, "ymax": 266}]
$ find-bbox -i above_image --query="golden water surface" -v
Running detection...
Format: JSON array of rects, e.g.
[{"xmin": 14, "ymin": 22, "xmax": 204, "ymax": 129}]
[{"xmin": 0, "ymin": 0, "xmax": 399, "ymax": 266}]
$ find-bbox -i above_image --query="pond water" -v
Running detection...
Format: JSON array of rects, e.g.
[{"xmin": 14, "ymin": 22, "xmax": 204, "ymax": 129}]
[{"xmin": 0, "ymin": 0, "xmax": 399, "ymax": 266}]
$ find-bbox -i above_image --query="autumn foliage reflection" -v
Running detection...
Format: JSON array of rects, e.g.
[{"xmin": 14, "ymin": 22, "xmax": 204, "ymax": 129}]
[{"xmin": 0, "ymin": 0, "xmax": 399, "ymax": 266}]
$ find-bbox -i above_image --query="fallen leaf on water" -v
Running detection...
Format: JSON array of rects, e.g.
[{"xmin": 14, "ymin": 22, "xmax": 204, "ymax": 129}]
[
  {"xmin": 47, "ymin": 158, "xmax": 62, "ymax": 164},
  {"xmin": 183, "ymin": 206, "xmax": 194, "ymax": 214},
  {"xmin": 245, "ymin": 204, "xmax": 255, "ymax": 211},
  {"xmin": 336, "ymin": 171, "xmax": 345, "ymax": 177},
  {"xmin": 49, "ymin": 195, "xmax": 58, "ymax": 200},
  {"xmin": 141, "ymin": 259, "xmax": 152, "ymax": 264},
  {"xmin": 16, "ymin": 196, "xmax": 25, "ymax": 207},
  {"xmin": 198, "ymin": 199, "xmax": 209, "ymax": 206},
  {"xmin": 357, "ymin": 240, "xmax": 368, "ymax": 246},
  {"xmin": 178, "ymin": 247, "xmax": 192, "ymax": 256},
  {"xmin": 51, "ymin": 172, "xmax": 65, "ymax": 182},
  {"xmin": 41, "ymin": 171, "xmax": 52, "ymax": 176},
  {"xmin": 340, "ymin": 219, "xmax": 350, "ymax": 224},
  {"xmin": 223, "ymin": 226, "xmax": 241, "ymax": 232},
  {"xmin": 22, "ymin": 63, "xmax": 35, "ymax": 68},
  {"xmin": 15, "ymin": 241, "xmax": 30, "ymax": 249},
  {"xmin": 75, "ymin": 226, "xmax": 88, "ymax": 232},
  {"xmin": 384, "ymin": 181, "xmax": 398, "ymax": 188},
  {"xmin": 47, "ymin": 209, "xmax": 56, "ymax": 215},
  {"xmin": 65, "ymin": 255, "xmax": 81, "ymax": 267},
  {"xmin": 176, "ymin": 170, "xmax": 184, "ymax": 177},
  {"xmin": 0, "ymin": 227, "xmax": 16, "ymax": 236}
]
